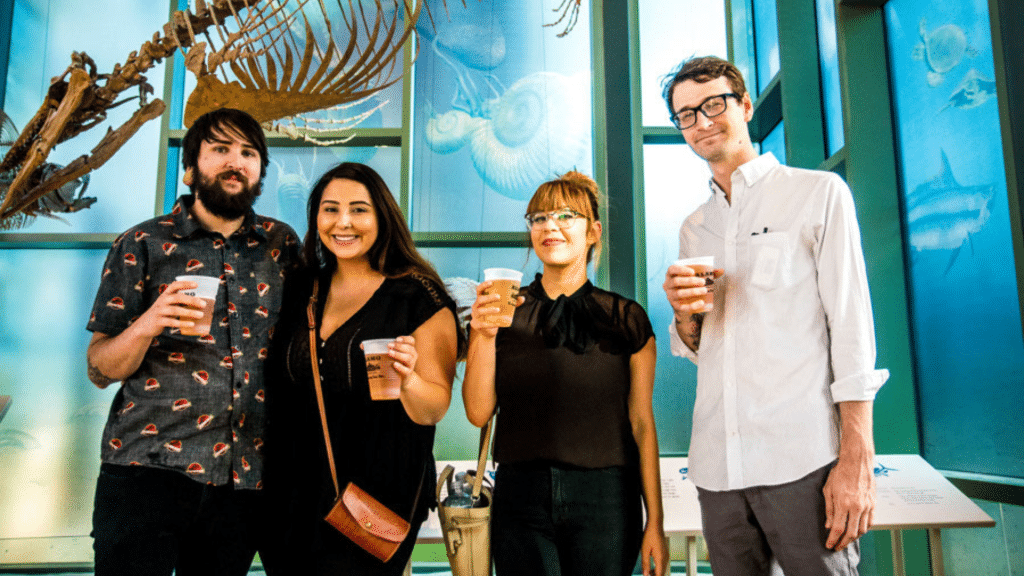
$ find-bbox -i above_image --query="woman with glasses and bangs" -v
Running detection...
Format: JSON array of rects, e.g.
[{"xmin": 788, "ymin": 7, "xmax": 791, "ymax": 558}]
[{"xmin": 463, "ymin": 171, "xmax": 668, "ymax": 576}]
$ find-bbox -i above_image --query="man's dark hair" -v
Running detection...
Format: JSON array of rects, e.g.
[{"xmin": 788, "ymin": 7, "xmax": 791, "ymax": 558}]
[
  {"xmin": 181, "ymin": 108, "xmax": 269, "ymax": 180},
  {"xmin": 662, "ymin": 56, "xmax": 749, "ymax": 122}
]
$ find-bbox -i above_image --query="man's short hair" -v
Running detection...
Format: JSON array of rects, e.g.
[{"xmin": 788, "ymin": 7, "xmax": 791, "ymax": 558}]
[
  {"xmin": 662, "ymin": 56, "xmax": 749, "ymax": 122},
  {"xmin": 181, "ymin": 108, "xmax": 269, "ymax": 180}
]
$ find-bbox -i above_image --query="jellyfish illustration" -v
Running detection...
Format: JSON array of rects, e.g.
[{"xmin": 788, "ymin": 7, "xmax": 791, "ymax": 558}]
[
  {"xmin": 424, "ymin": 38, "xmax": 591, "ymax": 200},
  {"xmin": 421, "ymin": 13, "xmax": 508, "ymax": 158},
  {"xmin": 424, "ymin": 28, "xmax": 507, "ymax": 121},
  {"xmin": 468, "ymin": 72, "xmax": 590, "ymax": 199},
  {"xmin": 419, "ymin": 2, "xmax": 591, "ymax": 200},
  {"xmin": 415, "ymin": 0, "xmax": 507, "ymax": 73},
  {"xmin": 912, "ymin": 17, "xmax": 978, "ymax": 87}
]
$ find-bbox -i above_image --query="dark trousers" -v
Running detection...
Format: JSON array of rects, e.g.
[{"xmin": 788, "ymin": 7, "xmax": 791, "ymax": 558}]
[
  {"xmin": 492, "ymin": 462, "xmax": 642, "ymax": 576},
  {"xmin": 92, "ymin": 463, "xmax": 270, "ymax": 576},
  {"xmin": 696, "ymin": 462, "xmax": 861, "ymax": 576}
]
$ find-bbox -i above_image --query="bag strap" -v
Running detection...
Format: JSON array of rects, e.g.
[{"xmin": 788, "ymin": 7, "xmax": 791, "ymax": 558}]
[
  {"xmin": 307, "ymin": 278, "xmax": 426, "ymax": 515},
  {"xmin": 308, "ymin": 279, "xmax": 341, "ymax": 497},
  {"xmin": 470, "ymin": 414, "xmax": 494, "ymax": 501}
]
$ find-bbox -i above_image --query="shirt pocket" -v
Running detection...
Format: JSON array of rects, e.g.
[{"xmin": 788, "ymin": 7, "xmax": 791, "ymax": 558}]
[{"xmin": 748, "ymin": 232, "xmax": 791, "ymax": 291}]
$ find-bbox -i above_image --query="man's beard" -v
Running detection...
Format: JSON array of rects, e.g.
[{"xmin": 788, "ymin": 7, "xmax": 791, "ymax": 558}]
[{"xmin": 193, "ymin": 170, "xmax": 262, "ymax": 220}]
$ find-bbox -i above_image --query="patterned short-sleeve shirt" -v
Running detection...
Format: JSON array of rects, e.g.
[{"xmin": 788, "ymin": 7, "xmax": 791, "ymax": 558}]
[{"xmin": 87, "ymin": 195, "xmax": 301, "ymax": 488}]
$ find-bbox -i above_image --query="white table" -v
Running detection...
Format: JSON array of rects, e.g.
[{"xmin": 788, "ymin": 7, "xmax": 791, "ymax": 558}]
[
  {"xmin": 658, "ymin": 455, "xmax": 995, "ymax": 576},
  {"xmin": 658, "ymin": 458, "xmax": 703, "ymax": 576},
  {"xmin": 870, "ymin": 454, "xmax": 995, "ymax": 576},
  {"xmin": 423, "ymin": 456, "xmax": 995, "ymax": 576}
]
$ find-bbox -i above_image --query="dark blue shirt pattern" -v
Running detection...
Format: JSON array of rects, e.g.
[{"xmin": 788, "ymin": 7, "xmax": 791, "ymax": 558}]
[{"xmin": 87, "ymin": 195, "xmax": 300, "ymax": 488}]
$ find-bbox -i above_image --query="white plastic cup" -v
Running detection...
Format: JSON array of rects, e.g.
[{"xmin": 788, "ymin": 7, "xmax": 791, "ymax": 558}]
[
  {"xmin": 482, "ymin": 268, "xmax": 524, "ymax": 328},
  {"xmin": 362, "ymin": 338, "xmax": 401, "ymax": 400},
  {"xmin": 176, "ymin": 275, "xmax": 221, "ymax": 336},
  {"xmin": 673, "ymin": 256, "xmax": 717, "ymax": 308}
]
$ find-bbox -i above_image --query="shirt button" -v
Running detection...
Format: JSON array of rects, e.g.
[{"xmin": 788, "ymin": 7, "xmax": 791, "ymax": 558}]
[
  {"xmin": 319, "ymin": 358, "xmax": 323, "ymax": 364},
  {"xmin": 227, "ymin": 405, "xmax": 234, "ymax": 411}
]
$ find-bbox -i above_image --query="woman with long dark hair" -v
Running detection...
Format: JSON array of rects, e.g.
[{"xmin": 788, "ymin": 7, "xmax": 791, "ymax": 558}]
[
  {"xmin": 463, "ymin": 171, "xmax": 668, "ymax": 576},
  {"xmin": 265, "ymin": 162, "xmax": 462, "ymax": 575}
]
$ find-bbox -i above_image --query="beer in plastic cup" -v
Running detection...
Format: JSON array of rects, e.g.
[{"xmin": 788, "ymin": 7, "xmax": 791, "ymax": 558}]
[
  {"xmin": 482, "ymin": 268, "xmax": 523, "ymax": 328},
  {"xmin": 362, "ymin": 338, "xmax": 401, "ymax": 400},
  {"xmin": 674, "ymin": 256, "xmax": 717, "ymax": 308},
  {"xmin": 176, "ymin": 275, "xmax": 220, "ymax": 336}
]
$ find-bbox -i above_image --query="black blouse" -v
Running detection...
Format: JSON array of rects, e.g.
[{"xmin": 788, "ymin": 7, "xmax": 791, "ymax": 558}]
[
  {"xmin": 265, "ymin": 271, "xmax": 457, "ymax": 533},
  {"xmin": 493, "ymin": 274, "xmax": 655, "ymax": 468}
]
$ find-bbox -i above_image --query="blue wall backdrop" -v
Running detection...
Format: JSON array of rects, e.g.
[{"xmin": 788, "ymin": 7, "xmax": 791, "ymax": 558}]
[{"xmin": 887, "ymin": 0, "xmax": 1024, "ymax": 479}]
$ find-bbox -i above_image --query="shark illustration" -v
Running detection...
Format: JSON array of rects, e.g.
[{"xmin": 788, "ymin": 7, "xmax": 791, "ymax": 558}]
[
  {"xmin": 873, "ymin": 462, "xmax": 898, "ymax": 477},
  {"xmin": 906, "ymin": 149, "xmax": 994, "ymax": 273}
]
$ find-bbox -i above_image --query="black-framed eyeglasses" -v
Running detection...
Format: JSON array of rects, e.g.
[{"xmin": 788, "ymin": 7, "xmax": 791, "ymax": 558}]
[
  {"xmin": 524, "ymin": 208, "xmax": 584, "ymax": 229},
  {"xmin": 670, "ymin": 93, "xmax": 741, "ymax": 130}
]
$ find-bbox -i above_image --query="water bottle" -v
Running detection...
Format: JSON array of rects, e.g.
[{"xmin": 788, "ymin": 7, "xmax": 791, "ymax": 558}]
[{"xmin": 442, "ymin": 471, "xmax": 474, "ymax": 508}]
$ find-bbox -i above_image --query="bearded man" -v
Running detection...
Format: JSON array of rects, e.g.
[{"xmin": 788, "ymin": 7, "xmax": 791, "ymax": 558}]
[{"xmin": 85, "ymin": 108, "xmax": 301, "ymax": 576}]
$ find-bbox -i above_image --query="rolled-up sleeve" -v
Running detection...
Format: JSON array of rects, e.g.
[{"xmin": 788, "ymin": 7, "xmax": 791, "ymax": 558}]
[{"xmin": 814, "ymin": 174, "xmax": 889, "ymax": 403}]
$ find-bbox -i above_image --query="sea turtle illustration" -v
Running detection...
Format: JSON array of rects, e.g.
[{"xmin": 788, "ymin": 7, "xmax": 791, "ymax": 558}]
[{"xmin": 912, "ymin": 18, "xmax": 978, "ymax": 87}]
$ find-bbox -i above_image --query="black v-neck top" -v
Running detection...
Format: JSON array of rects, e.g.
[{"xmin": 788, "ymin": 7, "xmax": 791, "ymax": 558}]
[
  {"xmin": 265, "ymin": 270, "xmax": 457, "ymax": 531},
  {"xmin": 493, "ymin": 274, "xmax": 655, "ymax": 468}
]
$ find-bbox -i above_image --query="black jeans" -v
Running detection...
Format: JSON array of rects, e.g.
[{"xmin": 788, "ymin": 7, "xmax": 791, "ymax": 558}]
[
  {"xmin": 92, "ymin": 463, "xmax": 270, "ymax": 576},
  {"xmin": 492, "ymin": 462, "xmax": 642, "ymax": 576}
]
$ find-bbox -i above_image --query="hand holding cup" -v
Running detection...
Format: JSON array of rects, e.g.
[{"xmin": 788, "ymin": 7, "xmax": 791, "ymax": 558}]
[
  {"xmin": 362, "ymin": 338, "xmax": 406, "ymax": 400},
  {"xmin": 133, "ymin": 278, "xmax": 213, "ymax": 338},
  {"xmin": 663, "ymin": 256, "xmax": 724, "ymax": 315},
  {"xmin": 175, "ymin": 275, "xmax": 220, "ymax": 336},
  {"xmin": 471, "ymin": 279, "xmax": 525, "ymax": 337},
  {"xmin": 471, "ymin": 268, "xmax": 525, "ymax": 334}
]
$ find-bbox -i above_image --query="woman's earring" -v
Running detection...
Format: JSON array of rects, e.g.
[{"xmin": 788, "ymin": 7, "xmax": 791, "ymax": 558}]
[{"xmin": 316, "ymin": 237, "xmax": 326, "ymax": 269}]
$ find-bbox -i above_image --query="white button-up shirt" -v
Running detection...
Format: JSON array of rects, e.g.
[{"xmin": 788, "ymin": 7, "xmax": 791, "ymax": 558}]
[{"xmin": 669, "ymin": 153, "xmax": 889, "ymax": 492}]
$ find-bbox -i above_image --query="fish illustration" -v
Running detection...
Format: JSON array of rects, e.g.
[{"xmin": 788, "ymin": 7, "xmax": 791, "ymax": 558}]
[
  {"xmin": 0, "ymin": 429, "xmax": 43, "ymax": 450},
  {"xmin": 906, "ymin": 150, "xmax": 993, "ymax": 273},
  {"xmin": 940, "ymin": 68, "xmax": 997, "ymax": 112}
]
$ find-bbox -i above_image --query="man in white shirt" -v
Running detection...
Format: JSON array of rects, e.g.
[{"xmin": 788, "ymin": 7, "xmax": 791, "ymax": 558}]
[{"xmin": 661, "ymin": 56, "xmax": 889, "ymax": 576}]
